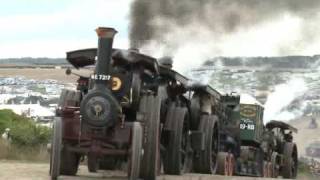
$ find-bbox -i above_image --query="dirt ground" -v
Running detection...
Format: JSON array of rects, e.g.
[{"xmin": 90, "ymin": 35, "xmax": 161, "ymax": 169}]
[
  {"xmin": 0, "ymin": 68, "xmax": 91, "ymax": 83},
  {"xmin": 289, "ymin": 117, "xmax": 320, "ymax": 157},
  {"xmin": 0, "ymin": 160, "xmax": 235, "ymax": 180},
  {"xmin": 0, "ymin": 160, "xmax": 316, "ymax": 180}
]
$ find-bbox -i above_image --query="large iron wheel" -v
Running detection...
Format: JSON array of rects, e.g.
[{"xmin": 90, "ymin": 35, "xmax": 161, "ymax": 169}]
[
  {"xmin": 128, "ymin": 122, "xmax": 143, "ymax": 180},
  {"xmin": 139, "ymin": 95, "xmax": 161, "ymax": 180},
  {"xmin": 282, "ymin": 142, "xmax": 298, "ymax": 179},
  {"xmin": 60, "ymin": 147, "xmax": 80, "ymax": 176},
  {"xmin": 50, "ymin": 117, "xmax": 62, "ymax": 180},
  {"xmin": 163, "ymin": 105, "xmax": 192, "ymax": 175},
  {"xmin": 193, "ymin": 115, "xmax": 219, "ymax": 174}
]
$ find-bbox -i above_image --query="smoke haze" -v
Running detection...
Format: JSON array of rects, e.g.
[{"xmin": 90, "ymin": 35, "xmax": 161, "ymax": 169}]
[
  {"xmin": 264, "ymin": 78, "xmax": 308, "ymax": 122},
  {"xmin": 130, "ymin": 0, "xmax": 320, "ymax": 72}
]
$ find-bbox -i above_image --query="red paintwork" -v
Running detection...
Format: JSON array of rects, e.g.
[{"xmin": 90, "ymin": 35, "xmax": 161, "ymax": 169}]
[{"xmin": 60, "ymin": 106, "xmax": 132, "ymax": 156}]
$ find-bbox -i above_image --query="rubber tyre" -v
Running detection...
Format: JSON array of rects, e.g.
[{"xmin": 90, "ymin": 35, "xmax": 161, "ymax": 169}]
[
  {"xmin": 128, "ymin": 122, "xmax": 143, "ymax": 180},
  {"xmin": 216, "ymin": 152, "xmax": 229, "ymax": 175},
  {"xmin": 60, "ymin": 148, "xmax": 80, "ymax": 175},
  {"xmin": 139, "ymin": 95, "xmax": 161, "ymax": 180},
  {"xmin": 50, "ymin": 117, "xmax": 62, "ymax": 180},
  {"xmin": 282, "ymin": 142, "xmax": 298, "ymax": 179},
  {"xmin": 193, "ymin": 115, "xmax": 219, "ymax": 174},
  {"xmin": 163, "ymin": 105, "xmax": 192, "ymax": 175}
]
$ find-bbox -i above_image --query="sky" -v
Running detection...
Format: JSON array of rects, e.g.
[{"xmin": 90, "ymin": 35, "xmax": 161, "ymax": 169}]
[{"xmin": 0, "ymin": 0, "xmax": 132, "ymax": 58}]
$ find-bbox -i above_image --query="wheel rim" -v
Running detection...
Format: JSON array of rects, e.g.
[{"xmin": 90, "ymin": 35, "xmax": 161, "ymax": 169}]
[{"xmin": 128, "ymin": 122, "xmax": 142, "ymax": 180}]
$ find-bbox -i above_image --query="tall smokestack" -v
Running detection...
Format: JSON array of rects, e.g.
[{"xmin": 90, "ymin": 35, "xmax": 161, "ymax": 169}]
[{"xmin": 94, "ymin": 27, "xmax": 117, "ymax": 88}]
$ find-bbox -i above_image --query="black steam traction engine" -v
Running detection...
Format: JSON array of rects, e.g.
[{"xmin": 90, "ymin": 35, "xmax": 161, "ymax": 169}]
[
  {"xmin": 50, "ymin": 27, "xmax": 163, "ymax": 180},
  {"xmin": 49, "ymin": 26, "xmax": 226, "ymax": 180}
]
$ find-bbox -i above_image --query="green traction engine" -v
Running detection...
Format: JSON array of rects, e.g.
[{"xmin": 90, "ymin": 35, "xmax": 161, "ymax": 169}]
[{"xmin": 218, "ymin": 94, "xmax": 298, "ymax": 179}]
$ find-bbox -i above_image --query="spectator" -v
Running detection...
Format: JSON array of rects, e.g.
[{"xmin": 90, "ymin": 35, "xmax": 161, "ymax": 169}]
[{"xmin": 1, "ymin": 128, "xmax": 12, "ymax": 143}]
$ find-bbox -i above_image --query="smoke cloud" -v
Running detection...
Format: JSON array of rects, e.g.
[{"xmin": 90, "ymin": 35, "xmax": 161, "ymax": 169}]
[{"xmin": 130, "ymin": 0, "xmax": 320, "ymax": 73}]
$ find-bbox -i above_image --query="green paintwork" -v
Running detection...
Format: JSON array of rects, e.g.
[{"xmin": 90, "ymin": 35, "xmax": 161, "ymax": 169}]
[{"xmin": 239, "ymin": 104, "xmax": 264, "ymax": 143}]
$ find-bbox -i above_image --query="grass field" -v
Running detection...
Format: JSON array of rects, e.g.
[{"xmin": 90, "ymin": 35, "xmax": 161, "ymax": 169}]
[{"xmin": 0, "ymin": 68, "xmax": 91, "ymax": 83}]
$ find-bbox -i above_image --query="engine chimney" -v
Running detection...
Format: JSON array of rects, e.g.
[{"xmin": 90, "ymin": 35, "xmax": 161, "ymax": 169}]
[{"xmin": 94, "ymin": 27, "xmax": 117, "ymax": 89}]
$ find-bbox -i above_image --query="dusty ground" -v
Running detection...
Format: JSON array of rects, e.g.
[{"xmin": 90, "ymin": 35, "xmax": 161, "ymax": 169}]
[
  {"xmin": 0, "ymin": 160, "xmax": 316, "ymax": 180},
  {"xmin": 0, "ymin": 68, "xmax": 91, "ymax": 83},
  {"xmin": 289, "ymin": 117, "xmax": 320, "ymax": 157}
]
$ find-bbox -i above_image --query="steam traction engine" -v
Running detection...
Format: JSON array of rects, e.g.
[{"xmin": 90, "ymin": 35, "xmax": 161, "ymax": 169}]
[
  {"xmin": 217, "ymin": 94, "xmax": 298, "ymax": 179},
  {"xmin": 155, "ymin": 60, "xmax": 225, "ymax": 175},
  {"xmin": 50, "ymin": 27, "xmax": 162, "ymax": 180}
]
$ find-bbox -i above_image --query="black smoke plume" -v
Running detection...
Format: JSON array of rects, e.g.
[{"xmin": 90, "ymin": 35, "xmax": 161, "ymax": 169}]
[{"xmin": 130, "ymin": 0, "xmax": 320, "ymax": 49}]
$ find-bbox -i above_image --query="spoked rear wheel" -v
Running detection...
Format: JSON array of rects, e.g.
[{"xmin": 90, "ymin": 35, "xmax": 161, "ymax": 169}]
[
  {"xmin": 50, "ymin": 117, "xmax": 62, "ymax": 180},
  {"xmin": 139, "ymin": 95, "xmax": 161, "ymax": 180},
  {"xmin": 163, "ymin": 105, "xmax": 192, "ymax": 175},
  {"xmin": 193, "ymin": 115, "xmax": 219, "ymax": 174},
  {"xmin": 128, "ymin": 122, "xmax": 143, "ymax": 180}
]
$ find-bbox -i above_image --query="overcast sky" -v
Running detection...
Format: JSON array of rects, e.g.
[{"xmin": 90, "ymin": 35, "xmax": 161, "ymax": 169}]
[{"xmin": 0, "ymin": 0, "xmax": 132, "ymax": 58}]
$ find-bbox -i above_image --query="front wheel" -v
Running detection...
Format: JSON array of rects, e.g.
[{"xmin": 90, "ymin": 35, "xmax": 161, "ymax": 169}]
[{"xmin": 50, "ymin": 117, "xmax": 62, "ymax": 180}]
